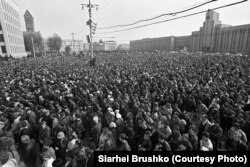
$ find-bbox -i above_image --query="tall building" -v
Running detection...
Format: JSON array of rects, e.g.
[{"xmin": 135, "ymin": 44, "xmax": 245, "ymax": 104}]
[
  {"xmin": 191, "ymin": 10, "xmax": 250, "ymax": 53},
  {"xmin": 130, "ymin": 10, "xmax": 250, "ymax": 55},
  {"xmin": 24, "ymin": 10, "xmax": 34, "ymax": 32},
  {"xmin": 0, "ymin": 0, "xmax": 27, "ymax": 57}
]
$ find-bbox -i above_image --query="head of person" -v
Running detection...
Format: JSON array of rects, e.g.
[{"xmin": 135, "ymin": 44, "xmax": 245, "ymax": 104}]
[
  {"xmin": 119, "ymin": 133, "xmax": 128, "ymax": 143},
  {"xmin": 21, "ymin": 135, "xmax": 30, "ymax": 145},
  {"xmin": 144, "ymin": 131, "xmax": 152, "ymax": 140},
  {"xmin": 202, "ymin": 132, "xmax": 210, "ymax": 141},
  {"xmin": 25, "ymin": 107, "xmax": 31, "ymax": 114},
  {"xmin": 201, "ymin": 114, "xmax": 208, "ymax": 122},
  {"xmin": 102, "ymin": 127, "xmax": 109, "ymax": 135},
  {"xmin": 154, "ymin": 143, "xmax": 164, "ymax": 151},
  {"xmin": 179, "ymin": 119, "xmax": 187, "ymax": 130},
  {"xmin": 182, "ymin": 133, "xmax": 189, "ymax": 141},
  {"xmin": 52, "ymin": 158, "xmax": 64, "ymax": 167},
  {"xmin": 0, "ymin": 152, "xmax": 9, "ymax": 166},
  {"xmin": 57, "ymin": 132, "xmax": 65, "ymax": 141},
  {"xmin": 41, "ymin": 120, "xmax": 47, "ymax": 129},
  {"xmin": 43, "ymin": 138, "xmax": 52, "ymax": 149},
  {"xmin": 233, "ymin": 122, "xmax": 241, "ymax": 130}
]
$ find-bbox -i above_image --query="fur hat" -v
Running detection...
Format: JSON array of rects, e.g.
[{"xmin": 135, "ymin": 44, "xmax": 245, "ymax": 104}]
[
  {"xmin": 57, "ymin": 132, "xmax": 65, "ymax": 139},
  {"xmin": 109, "ymin": 122, "xmax": 116, "ymax": 128},
  {"xmin": 179, "ymin": 119, "xmax": 187, "ymax": 126},
  {"xmin": 93, "ymin": 116, "xmax": 99, "ymax": 124}
]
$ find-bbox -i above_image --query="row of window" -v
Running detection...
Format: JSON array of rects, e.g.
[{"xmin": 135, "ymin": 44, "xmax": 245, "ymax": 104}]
[
  {"xmin": 220, "ymin": 28, "xmax": 250, "ymax": 52},
  {"xmin": 10, "ymin": 45, "xmax": 24, "ymax": 53},
  {"xmin": 4, "ymin": 12, "xmax": 21, "ymax": 28},
  {"xmin": 1, "ymin": 0, "xmax": 20, "ymax": 20},
  {"xmin": 8, "ymin": 34, "xmax": 23, "ymax": 45},
  {"xmin": 1, "ymin": 45, "xmax": 7, "ymax": 53},
  {"xmin": 5, "ymin": 23, "xmax": 22, "ymax": 37}
]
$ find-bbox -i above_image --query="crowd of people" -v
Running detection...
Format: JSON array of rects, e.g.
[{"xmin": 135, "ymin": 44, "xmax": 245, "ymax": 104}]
[{"xmin": 0, "ymin": 52, "xmax": 249, "ymax": 167}]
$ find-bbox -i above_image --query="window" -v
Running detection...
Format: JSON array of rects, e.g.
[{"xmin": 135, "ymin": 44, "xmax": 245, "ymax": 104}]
[
  {"xmin": 0, "ymin": 34, "xmax": 5, "ymax": 42},
  {"xmin": 1, "ymin": 46, "xmax": 7, "ymax": 53},
  {"xmin": 0, "ymin": 22, "xmax": 2, "ymax": 31}
]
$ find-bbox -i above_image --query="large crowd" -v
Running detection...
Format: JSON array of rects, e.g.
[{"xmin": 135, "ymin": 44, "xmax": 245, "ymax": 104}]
[{"xmin": 0, "ymin": 52, "xmax": 249, "ymax": 167}]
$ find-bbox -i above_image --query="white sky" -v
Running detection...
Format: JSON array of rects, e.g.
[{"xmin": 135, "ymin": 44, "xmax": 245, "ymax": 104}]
[{"xmin": 17, "ymin": 0, "xmax": 250, "ymax": 44}]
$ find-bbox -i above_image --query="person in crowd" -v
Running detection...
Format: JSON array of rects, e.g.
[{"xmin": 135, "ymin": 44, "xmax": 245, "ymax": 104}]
[
  {"xmin": 116, "ymin": 133, "xmax": 131, "ymax": 151},
  {"xmin": 39, "ymin": 120, "xmax": 51, "ymax": 150},
  {"xmin": 0, "ymin": 136, "xmax": 20, "ymax": 165},
  {"xmin": 227, "ymin": 122, "xmax": 248, "ymax": 150},
  {"xmin": 0, "ymin": 152, "xmax": 19, "ymax": 167},
  {"xmin": 200, "ymin": 132, "xmax": 213, "ymax": 151},
  {"xmin": 20, "ymin": 135, "xmax": 37, "ymax": 167},
  {"xmin": 54, "ymin": 131, "xmax": 68, "ymax": 162},
  {"xmin": 0, "ymin": 51, "xmax": 249, "ymax": 166},
  {"xmin": 52, "ymin": 158, "xmax": 64, "ymax": 167},
  {"xmin": 41, "ymin": 138, "xmax": 56, "ymax": 161}
]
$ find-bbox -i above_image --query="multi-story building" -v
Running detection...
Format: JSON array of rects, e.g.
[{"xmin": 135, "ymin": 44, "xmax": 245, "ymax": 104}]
[
  {"xmin": 83, "ymin": 43, "xmax": 89, "ymax": 52},
  {"xmin": 104, "ymin": 41, "xmax": 117, "ymax": 51},
  {"xmin": 174, "ymin": 36, "xmax": 191, "ymax": 51},
  {"xmin": 24, "ymin": 10, "xmax": 34, "ymax": 32},
  {"xmin": 117, "ymin": 44, "xmax": 130, "ymax": 51},
  {"xmin": 23, "ymin": 10, "xmax": 44, "ymax": 56},
  {"xmin": 130, "ymin": 10, "xmax": 250, "ymax": 55},
  {"xmin": 191, "ymin": 10, "xmax": 250, "ymax": 54},
  {"xmin": 93, "ymin": 41, "xmax": 117, "ymax": 51},
  {"xmin": 0, "ymin": 0, "xmax": 27, "ymax": 57},
  {"xmin": 130, "ymin": 36, "xmax": 174, "ymax": 52},
  {"xmin": 61, "ymin": 39, "xmax": 84, "ymax": 53}
]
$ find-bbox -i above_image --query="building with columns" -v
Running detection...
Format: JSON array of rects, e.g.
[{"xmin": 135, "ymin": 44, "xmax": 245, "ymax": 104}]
[{"xmin": 130, "ymin": 10, "xmax": 250, "ymax": 55}]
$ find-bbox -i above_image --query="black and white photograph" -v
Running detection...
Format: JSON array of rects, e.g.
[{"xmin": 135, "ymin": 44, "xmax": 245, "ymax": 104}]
[{"xmin": 0, "ymin": 0, "xmax": 250, "ymax": 167}]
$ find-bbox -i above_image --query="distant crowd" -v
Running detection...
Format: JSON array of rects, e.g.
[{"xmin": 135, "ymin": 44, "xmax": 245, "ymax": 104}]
[{"xmin": 0, "ymin": 52, "xmax": 249, "ymax": 167}]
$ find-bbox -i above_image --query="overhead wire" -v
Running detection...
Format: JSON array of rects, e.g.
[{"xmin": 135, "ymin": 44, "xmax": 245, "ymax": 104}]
[
  {"xmin": 95, "ymin": 0, "xmax": 248, "ymax": 34},
  {"xmin": 97, "ymin": 0, "xmax": 217, "ymax": 29}
]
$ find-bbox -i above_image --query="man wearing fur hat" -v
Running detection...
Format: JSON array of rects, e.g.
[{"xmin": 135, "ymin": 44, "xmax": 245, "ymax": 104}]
[
  {"xmin": 90, "ymin": 116, "xmax": 102, "ymax": 148},
  {"xmin": 54, "ymin": 131, "xmax": 68, "ymax": 163}
]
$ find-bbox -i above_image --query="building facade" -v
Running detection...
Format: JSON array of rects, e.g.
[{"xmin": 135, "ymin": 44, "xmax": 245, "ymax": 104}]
[
  {"xmin": 117, "ymin": 44, "xmax": 130, "ymax": 51},
  {"xmin": 61, "ymin": 39, "xmax": 84, "ymax": 53},
  {"xmin": 191, "ymin": 10, "xmax": 250, "ymax": 54},
  {"xmin": 93, "ymin": 41, "xmax": 117, "ymax": 51},
  {"xmin": 130, "ymin": 10, "xmax": 250, "ymax": 54},
  {"xmin": 24, "ymin": 10, "xmax": 34, "ymax": 32},
  {"xmin": 0, "ymin": 0, "xmax": 27, "ymax": 57},
  {"xmin": 174, "ymin": 36, "xmax": 191, "ymax": 51},
  {"xmin": 130, "ymin": 36, "xmax": 174, "ymax": 52}
]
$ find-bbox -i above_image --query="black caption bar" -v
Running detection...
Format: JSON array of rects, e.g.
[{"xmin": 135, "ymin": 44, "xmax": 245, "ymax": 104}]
[{"xmin": 93, "ymin": 151, "xmax": 250, "ymax": 167}]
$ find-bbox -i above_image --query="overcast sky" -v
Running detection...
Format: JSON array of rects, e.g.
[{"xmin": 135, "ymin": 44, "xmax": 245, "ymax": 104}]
[{"xmin": 17, "ymin": 0, "xmax": 250, "ymax": 44}]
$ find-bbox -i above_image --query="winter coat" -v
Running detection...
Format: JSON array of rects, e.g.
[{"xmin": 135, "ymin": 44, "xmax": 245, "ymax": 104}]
[{"xmin": 22, "ymin": 139, "xmax": 37, "ymax": 167}]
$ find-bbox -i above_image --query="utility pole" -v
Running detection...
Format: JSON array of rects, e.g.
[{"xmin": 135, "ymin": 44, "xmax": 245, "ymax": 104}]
[
  {"xmin": 82, "ymin": 0, "xmax": 98, "ymax": 59},
  {"xmin": 70, "ymin": 33, "xmax": 76, "ymax": 52}
]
